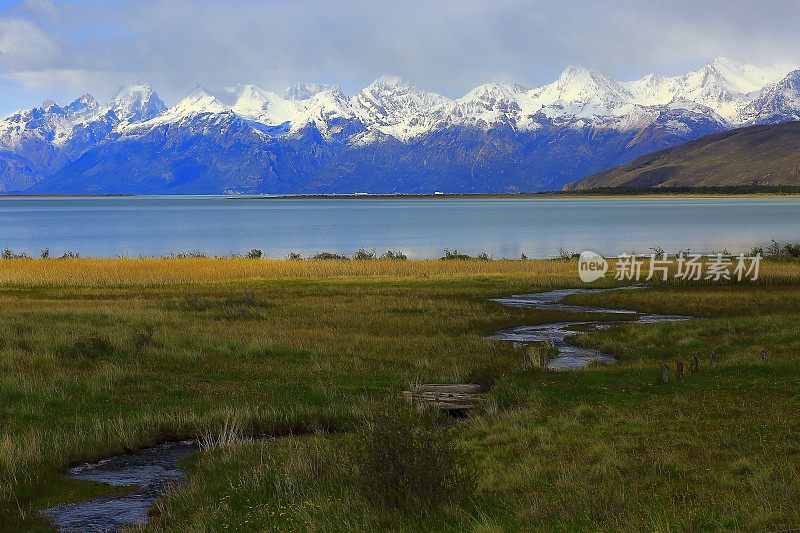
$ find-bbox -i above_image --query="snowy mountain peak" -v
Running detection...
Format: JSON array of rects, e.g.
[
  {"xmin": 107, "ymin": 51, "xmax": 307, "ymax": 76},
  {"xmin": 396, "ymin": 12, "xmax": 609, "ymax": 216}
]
[
  {"xmin": 710, "ymin": 57, "xmax": 794, "ymax": 93},
  {"xmin": 464, "ymin": 82, "xmax": 525, "ymax": 99},
  {"xmin": 5, "ymin": 58, "xmax": 800, "ymax": 195},
  {"xmin": 529, "ymin": 65, "xmax": 632, "ymax": 117},
  {"xmin": 369, "ymin": 74, "xmax": 411, "ymax": 89},
  {"xmin": 41, "ymin": 100, "xmax": 59, "ymax": 112},
  {"xmin": 229, "ymin": 84, "xmax": 299, "ymax": 126},
  {"xmin": 178, "ymin": 85, "xmax": 227, "ymax": 112},
  {"xmin": 305, "ymin": 87, "xmax": 353, "ymax": 117},
  {"xmin": 73, "ymin": 94, "xmax": 99, "ymax": 110},
  {"xmin": 352, "ymin": 75, "xmax": 449, "ymax": 130},
  {"xmin": 131, "ymin": 85, "xmax": 229, "ymax": 128},
  {"xmin": 283, "ymin": 82, "xmax": 333, "ymax": 101},
  {"xmin": 61, "ymin": 94, "xmax": 101, "ymax": 119},
  {"xmin": 111, "ymin": 84, "xmax": 166, "ymax": 123},
  {"xmin": 741, "ymin": 69, "xmax": 800, "ymax": 124},
  {"xmin": 552, "ymin": 66, "xmax": 622, "ymax": 89},
  {"xmin": 233, "ymin": 83, "xmax": 266, "ymax": 98},
  {"xmin": 673, "ymin": 63, "xmax": 746, "ymax": 122},
  {"xmin": 293, "ymin": 87, "xmax": 355, "ymax": 138},
  {"xmin": 625, "ymin": 73, "xmax": 677, "ymax": 106},
  {"xmin": 184, "ymin": 84, "xmax": 214, "ymax": 100}
]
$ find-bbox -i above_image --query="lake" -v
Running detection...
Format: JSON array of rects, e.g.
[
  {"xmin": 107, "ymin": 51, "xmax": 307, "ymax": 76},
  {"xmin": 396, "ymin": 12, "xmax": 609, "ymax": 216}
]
[{"xmin": 1, "ymin": 196, "xmax": 798, "ymax": 259}]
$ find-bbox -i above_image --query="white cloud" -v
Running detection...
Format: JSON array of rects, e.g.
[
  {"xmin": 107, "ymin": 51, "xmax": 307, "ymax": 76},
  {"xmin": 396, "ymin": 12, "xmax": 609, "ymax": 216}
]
[
  {"xmin": 3, "ymin": 68, "xmax": 128, "ymax": 93},
  {"xmin": 0, "ymin": 17, "xmax": 59, "ymax": 69},
  {"xmin": 0, "ymin": 0, "xmax": 798, "ymax": 112}
]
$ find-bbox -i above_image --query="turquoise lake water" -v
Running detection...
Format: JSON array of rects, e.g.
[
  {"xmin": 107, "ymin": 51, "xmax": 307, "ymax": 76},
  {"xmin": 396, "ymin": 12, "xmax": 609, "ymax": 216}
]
[{"xmin": 1, "ymin": 196, "xmax": 798, "ymax": 258}]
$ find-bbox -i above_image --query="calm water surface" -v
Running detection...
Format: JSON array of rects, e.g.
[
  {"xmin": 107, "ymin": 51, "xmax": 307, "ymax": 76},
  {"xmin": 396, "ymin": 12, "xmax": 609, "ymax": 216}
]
[{"xmin": 1, "ymin": 196, "xmax": 798, "ymax": 258}]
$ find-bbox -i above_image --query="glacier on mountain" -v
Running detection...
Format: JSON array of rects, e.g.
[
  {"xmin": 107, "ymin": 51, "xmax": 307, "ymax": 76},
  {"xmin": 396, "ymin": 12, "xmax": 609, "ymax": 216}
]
[{"xmin": 2, "ymin": 58, "xmax": 799, "ymax": 194}]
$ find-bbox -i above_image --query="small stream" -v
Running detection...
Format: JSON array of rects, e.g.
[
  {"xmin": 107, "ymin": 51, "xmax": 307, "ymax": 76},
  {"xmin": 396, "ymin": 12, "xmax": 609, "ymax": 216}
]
[
  {"xmin": 491, "ymin": 287, "xmax": 693, "ymax": 369},
  {"xmin": 42, "ymin": 440, "xmax": 199, "ymax": 533},
  {"xmin": 40, "ymin": 286, "xmax": 691, "ymax": 531}
]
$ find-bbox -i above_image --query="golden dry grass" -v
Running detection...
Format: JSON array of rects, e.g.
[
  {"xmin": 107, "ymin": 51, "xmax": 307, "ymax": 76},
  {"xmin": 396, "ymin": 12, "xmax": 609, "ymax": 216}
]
[
  {"xmin": 1, "ymin": 257, "xmax": 798, "ymax": 287},
  {"xmin": 0, "ymin": 258, "xmax": 583, "ymax": 286}
]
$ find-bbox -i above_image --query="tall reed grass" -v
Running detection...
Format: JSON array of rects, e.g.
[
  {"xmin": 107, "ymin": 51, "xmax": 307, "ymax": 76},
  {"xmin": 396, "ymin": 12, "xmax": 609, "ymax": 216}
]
[
  {"xmin": 0, "ymin": 258, "xmax": 582, "ymax": 287},
  {"xmin": 1, "ymin": 257, "xmax": 797, "ymax": 287}
]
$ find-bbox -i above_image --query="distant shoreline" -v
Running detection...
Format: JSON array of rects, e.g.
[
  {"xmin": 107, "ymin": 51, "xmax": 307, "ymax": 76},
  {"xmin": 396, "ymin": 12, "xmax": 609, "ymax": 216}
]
[
  {"xmin": 225, "ymin": 190, "xmax": 800, "ymax": 200},
  {"xmin": 3, "ymin": 189, "xmax": 800, "ymax": 200}
]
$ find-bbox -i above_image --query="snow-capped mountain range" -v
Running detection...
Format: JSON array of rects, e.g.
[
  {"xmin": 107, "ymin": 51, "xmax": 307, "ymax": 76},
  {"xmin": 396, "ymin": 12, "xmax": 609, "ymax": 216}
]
[{"xmin": 2, "ymin": 58, "xmax": 799, "ymax": 194}]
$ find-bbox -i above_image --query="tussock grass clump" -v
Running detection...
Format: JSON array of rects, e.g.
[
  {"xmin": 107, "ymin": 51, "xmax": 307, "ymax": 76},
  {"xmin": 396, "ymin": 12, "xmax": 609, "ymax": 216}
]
[
  {"xmin": 358, "ymin": 404, "xmax": 468, "ymax": 509},
  {"xmin": 523, "ymin": 343, "xmax": 553, "ymax": 369},
  {"xmin": 55, "ymin": 332, "xmax": 118, "ymax": 360},
  {"xmin": 131, "ymin": 325, "xmax": 158, "ymax": 351},
  {"xmin": 171, "ymin": 291, "xmax": 270, "ymax": 318}
]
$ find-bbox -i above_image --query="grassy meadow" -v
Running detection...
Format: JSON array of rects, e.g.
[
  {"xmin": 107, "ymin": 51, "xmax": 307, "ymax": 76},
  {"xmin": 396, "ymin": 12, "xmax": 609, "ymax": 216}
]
[{"xmin": 0, "ymin": 258, "xmax": 798, "ymax": 531}]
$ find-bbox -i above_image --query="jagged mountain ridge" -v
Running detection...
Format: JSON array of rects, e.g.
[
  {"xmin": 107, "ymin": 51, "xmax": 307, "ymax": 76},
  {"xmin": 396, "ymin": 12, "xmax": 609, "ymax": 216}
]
[{"xmin": 4, "ymin": 57, "xmax": 800, "ymax": 194}]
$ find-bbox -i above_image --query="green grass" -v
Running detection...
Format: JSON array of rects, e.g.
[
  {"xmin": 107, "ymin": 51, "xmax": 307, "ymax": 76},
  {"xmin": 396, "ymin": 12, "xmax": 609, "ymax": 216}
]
[{"xmin": 0, "ymin": 261, "xmax": 798, "ymax": 531}]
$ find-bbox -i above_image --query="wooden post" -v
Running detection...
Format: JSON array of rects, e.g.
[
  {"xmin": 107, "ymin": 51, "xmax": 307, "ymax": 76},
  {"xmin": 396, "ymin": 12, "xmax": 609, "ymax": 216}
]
[
  {"xmin": 676, "ymin": 360, "xmax": 684, "ymax": 378},
  {"xmin": 710, "ymin": 350, "xmax": 718, "ymax": 370},
  {"xmin": 660, "ymin": 363, "xmax": 669, "ymax": 383},
  {"xmin": 690, "ymin": 356, "xmax": 699, "ymax": 373}
]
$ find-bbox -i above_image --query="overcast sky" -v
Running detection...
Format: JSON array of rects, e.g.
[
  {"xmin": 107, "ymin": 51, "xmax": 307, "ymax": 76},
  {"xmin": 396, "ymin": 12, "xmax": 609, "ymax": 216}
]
[{"xmin": 0, "ymin": 0, "xmax": 799, "ymax": 115}]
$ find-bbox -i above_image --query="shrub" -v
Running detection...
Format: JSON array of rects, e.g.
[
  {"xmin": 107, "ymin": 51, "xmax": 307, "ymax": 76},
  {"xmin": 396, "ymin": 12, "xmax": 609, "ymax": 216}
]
[
  {"xmin": 224, "ymin": 290, "xmax": 265, "ymax": 308},
  {"xmin": 353, "ymin": 248, "xmax": 377, "ymax": 260},
  {"xmin": 245, "ymin": 249, "xmax": 263, "ymax": 259},
  {"xmin": 286, "ymin": 252, "xmax": 303, "ymax": 260},
  {"xmin": 558, "ymin": 247, "xmax": 579, "ymax": 260},
  {"xmin": 381, "ymin": 250, "xmax": 407, "ymax": 260},
  {"xmin": 175, "ymin": 291, "xmax": 268, "ymax": 317},
  {"xmin": 56, "ymin": 333, "xmax": 118, "ymax": 359},
  {"xmin": 1, "ymin": 248, "xmax": 27, "ymax": 259},
  {"xmin": 167, "ymin": 250, "xmax": 205, "ymax": 258},
  {"xmin": 132, "ymin": 325, "xmax": 158, "ymax": 351},
  {"xmin": 751, "ymin": 239, "xmax": 800, "ymax": 259},
  {"xmin": 183, "ymin": 294, "xmax": 207, "ymax": 310},
  {"xmin": 358, "ymin": 404, "xmax": 467, "ymax": 509},
  {"xmin": 440, "ymin": 249, "xmax": 472, "ymax": 260},
  {"xmin": 310, "ymin": 251, "xmax": 349, "ymax": 261}
]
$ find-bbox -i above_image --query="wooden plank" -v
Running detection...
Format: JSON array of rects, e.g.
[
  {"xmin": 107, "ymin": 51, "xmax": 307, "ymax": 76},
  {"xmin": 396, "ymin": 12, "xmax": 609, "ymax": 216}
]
[
  {"xmin": 412, "ymin": 384, "xmax": 482, "ymax": 394},
  {"xmin": 403, "ymin": 383, "xmax": 482, "ymax": 412}
]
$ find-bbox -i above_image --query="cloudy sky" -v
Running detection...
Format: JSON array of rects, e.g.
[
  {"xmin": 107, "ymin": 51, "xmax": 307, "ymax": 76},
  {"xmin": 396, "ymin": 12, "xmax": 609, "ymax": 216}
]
[{"xmin": 0, "ymin": 0, "xmax": 798, "ymax": 114}]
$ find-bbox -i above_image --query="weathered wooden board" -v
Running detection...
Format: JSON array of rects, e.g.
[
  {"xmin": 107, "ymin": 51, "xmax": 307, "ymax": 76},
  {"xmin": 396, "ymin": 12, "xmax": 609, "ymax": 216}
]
[{"xmin": 403, "ymin": 383, "xmax": 482, "ymax": 412}]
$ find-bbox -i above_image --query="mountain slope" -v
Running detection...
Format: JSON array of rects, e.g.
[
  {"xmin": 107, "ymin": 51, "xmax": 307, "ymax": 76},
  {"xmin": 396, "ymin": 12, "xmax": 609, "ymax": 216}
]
[
  {"xmin": 4, "ymin": 58, "xmax": 800, "ymax": 194},
  {"xmin": 564, "ymin": 121, "xmax": 800, "ymax": 190}
]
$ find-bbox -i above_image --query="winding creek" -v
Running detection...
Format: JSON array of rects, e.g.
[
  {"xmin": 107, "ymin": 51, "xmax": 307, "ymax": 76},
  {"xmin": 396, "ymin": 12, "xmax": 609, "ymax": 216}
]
[
  {"xmin": 42, "ymin": 440, "xmax": 199, "ymax": 533},
  {"xmin": 491, "ymin": 286, "xmax": 693, "ymax": 369},
  {"xmin": 42, "ymin": 286, "xmax": 692, "ymax": 531}
]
